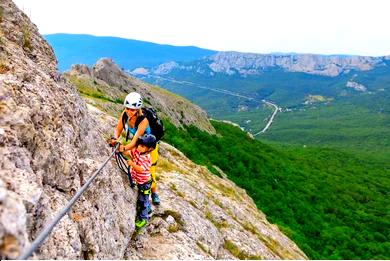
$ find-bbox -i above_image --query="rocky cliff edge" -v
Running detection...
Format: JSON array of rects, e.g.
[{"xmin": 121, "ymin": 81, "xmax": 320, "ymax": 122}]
[{"xmin": 1, "ymin": 0, "xmax": 136, "ymax": 258}]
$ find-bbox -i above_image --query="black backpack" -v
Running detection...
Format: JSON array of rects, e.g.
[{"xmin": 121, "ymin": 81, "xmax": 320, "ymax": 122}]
[{"xmin": 122, "ymin": 107, "xmax": 164, "ymax": 142}]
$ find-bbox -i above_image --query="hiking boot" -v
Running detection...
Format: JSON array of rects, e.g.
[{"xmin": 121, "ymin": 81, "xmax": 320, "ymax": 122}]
[
  {"xmin": 152, "ymin": 193, "xmax": 160, "ymax": 205},
  {"xmin": 135, "ymin": 219, "xmax": 147, "ymax": 230}
]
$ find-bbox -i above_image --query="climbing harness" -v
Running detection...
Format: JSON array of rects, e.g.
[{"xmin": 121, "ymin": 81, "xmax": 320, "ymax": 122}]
[
  {"xmin": 17, "ymin": 143, "xmax": 120, "ymax": 260},
  {"xmin": 138, "ymin": 180, "xmax": 152, "ymax": 195}
]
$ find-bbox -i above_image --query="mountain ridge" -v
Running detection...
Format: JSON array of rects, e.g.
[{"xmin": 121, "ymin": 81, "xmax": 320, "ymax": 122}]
[
  {"xmin": 44, "ymin": 33, "xmax": 217, "ymax": 71},
  {"xmin": 139, "ymin": 51, "xmax": 388, "ymax": 78}
]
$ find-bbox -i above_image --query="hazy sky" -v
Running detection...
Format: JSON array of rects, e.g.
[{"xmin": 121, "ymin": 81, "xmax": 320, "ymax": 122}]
[{"xmin": 13, "ymin": 0, "xmax": 390, "ymax": 56}]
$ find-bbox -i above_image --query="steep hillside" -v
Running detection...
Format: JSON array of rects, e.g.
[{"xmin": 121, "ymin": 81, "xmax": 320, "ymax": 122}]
[
  {"xmin": 44, "ymin": 34, "xmax": 217, "ymax": 71},
  {"xmin": 0, "ymin": 1, "xmax": 306, "ymax": 259}
]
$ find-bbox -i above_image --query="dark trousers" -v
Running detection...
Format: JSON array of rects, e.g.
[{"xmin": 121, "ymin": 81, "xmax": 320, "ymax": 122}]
[{"xmin": 137, "ymin": 180, "xmax": 152, "ymax": 220}]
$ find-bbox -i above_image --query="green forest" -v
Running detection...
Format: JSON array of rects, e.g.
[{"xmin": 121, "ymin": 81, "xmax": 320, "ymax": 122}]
[
  {"xmin": 263, "ymin": 96, "xmax": 389, "ymax": 161},
  {"xmin": 163, "ymin": 120, "xmax": 390, "ymax": 260}
]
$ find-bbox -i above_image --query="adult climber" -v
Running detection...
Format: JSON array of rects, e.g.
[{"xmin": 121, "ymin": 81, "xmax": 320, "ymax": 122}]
[{"xmin": 108, "ymin": 92, "xmax": 161, "ymax": 205}]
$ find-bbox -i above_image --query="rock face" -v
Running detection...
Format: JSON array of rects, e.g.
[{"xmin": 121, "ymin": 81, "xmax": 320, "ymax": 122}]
[
  {"xmin": 146, "ymin": 51, "xmax": 386, "ymax": 77},
  {"xmin": 1, "ymin": 0, "xmax": 136, "ymax": 259},
  {"xmin": 346, "ymin": 81, "xmax": 367, "ymax": 92},
  {"xmin": 66, "ymin": 58, "xmax": 216, "ymax": 134},
  {"xmin": 153, "ymin": 61, "xmax": 180, "ymax": 75},
  {"xmin": 1, "ymin": 0, "xmax": 306, "ymax": 259},
  {"xmin": 209, "ymin": 52, "xmax": 385, "ymax": 77}
]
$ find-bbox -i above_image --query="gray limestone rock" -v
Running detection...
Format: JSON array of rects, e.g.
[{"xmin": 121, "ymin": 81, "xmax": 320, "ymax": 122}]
[{"xmin": 0, "ymin": 0, "xmax": 136, "ymax": 259}]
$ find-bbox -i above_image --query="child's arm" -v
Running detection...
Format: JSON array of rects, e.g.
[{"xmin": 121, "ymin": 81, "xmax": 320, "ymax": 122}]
[{"xmin": 127, "ymin": 159, "xmax": 144, "ymax": 173}]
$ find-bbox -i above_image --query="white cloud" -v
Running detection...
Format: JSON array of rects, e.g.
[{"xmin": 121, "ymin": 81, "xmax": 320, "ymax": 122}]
[{"xmin": 13, "ymin": 0, "xmax": 390, "ymax": 56}]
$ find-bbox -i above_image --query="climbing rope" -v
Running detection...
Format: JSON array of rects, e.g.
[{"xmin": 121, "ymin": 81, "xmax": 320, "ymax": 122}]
[
  {"xmin": 114, "ymin": 150, "xmax": 135, "ymax": 188},
  {"xmin": 18, "ymin": 143, "xmax": 120, "ymax": 260}
]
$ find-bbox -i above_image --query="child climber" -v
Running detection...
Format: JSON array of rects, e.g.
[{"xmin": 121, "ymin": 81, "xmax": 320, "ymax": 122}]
[{"xmin": 125, "ymin": 133, "xmax": 157, "ymax": 229}]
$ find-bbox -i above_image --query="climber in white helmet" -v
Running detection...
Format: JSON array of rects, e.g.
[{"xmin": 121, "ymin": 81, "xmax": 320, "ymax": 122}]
[{"xmin": 108, "ymin": 92, "xmax": 161, "ymax": 206}]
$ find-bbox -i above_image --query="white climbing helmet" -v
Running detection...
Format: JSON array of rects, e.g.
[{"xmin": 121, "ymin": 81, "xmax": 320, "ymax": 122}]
[{"xmin": 124, "ymin": 92, "xmax": 142, "ymax": 109}]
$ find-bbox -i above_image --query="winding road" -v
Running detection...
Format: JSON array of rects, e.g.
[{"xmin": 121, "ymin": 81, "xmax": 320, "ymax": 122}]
[
  {"xmin": 253, "ymin": 100, "xmax": 280, "ymax": 136},
  {"xmin": 143, "ymin": 75, "xmax": 281, "ymax": 134}
]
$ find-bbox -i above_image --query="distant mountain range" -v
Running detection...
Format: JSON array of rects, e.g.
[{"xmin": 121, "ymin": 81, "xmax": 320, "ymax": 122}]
[
  {"xmin": 135, "ymin": 52, "xmax": 390, "ymax": 78},
  {"xmin": 133, "ymin": 51, "xmax": 390, "ymax": 106},
  {"xmin": 46, "ymin": 34, "xmax": 390, "ymax": 77},
  {"xmin": 44, "ymin": 34, "xmax": 217, "ymax": 71}
]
